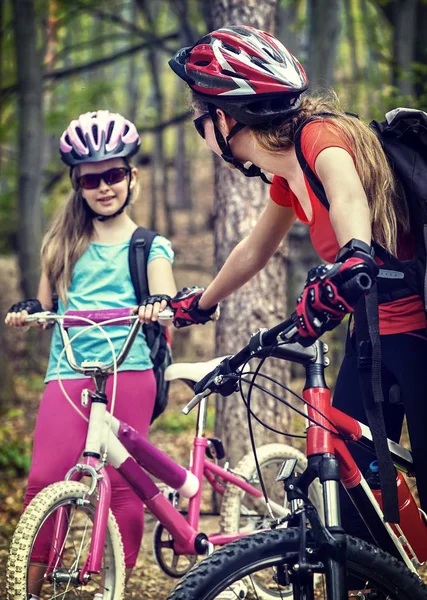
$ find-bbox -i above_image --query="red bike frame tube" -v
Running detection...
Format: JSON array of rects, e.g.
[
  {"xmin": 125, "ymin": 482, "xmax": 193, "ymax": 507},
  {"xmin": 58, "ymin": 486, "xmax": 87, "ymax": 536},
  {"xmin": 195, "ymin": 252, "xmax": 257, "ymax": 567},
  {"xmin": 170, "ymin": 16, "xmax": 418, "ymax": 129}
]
[
  {"xmin": 330, "ymin": 406, "xmax": 363, "ymax": 442},
  {"xmin": 334, "ymin": 437, "xmax": 362, "ymax": 488},
  {"xmin": 305, "ymin": 388, "xmax": 336, "ymax": 456},
  {"xmin": 305, "ymin": 388, "xmax": 364, "ymax": 489}
]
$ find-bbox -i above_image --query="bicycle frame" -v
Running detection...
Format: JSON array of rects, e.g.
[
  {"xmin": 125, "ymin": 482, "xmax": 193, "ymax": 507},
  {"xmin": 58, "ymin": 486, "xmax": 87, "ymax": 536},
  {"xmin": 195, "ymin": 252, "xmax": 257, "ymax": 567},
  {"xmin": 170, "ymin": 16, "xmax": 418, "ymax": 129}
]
[
  {"xmin": 270, "ymin": 338, "xmax": 419, "ymax": 577},
  {"xmin": 42, "ymin": 312, "xmax": 287, "ymax": 580}
]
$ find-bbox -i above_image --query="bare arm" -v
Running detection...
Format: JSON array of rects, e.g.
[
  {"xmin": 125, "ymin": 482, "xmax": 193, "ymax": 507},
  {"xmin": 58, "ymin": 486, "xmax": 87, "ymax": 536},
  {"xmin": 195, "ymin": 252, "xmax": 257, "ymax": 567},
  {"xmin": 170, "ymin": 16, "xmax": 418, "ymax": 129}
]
[
  {"xmin": 199, "ymin": 199, "xmax": 296, "ymax": 310},
  {"xmin": 315, "ymin": 147, "xmax": 371, "ymax": 247},
  {"xmin": 37, "ymin": 270, "xmax": 54, "ymax": 310},
  {"xmin": 140, "ymin": 258, "xmax": 177, "ymax": 325}
]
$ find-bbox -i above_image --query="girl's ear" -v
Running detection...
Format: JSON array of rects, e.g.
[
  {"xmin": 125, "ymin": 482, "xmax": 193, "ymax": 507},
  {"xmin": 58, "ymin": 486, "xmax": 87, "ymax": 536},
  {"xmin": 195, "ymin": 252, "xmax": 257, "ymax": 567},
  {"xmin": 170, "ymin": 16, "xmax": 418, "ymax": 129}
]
[
  {"xmin": 129, "ymin": 167, "xmax": 138, "ymax": 190},
  {"xmin": 215, "ymin": 108, "xmax": 237, "ymax": 137}
]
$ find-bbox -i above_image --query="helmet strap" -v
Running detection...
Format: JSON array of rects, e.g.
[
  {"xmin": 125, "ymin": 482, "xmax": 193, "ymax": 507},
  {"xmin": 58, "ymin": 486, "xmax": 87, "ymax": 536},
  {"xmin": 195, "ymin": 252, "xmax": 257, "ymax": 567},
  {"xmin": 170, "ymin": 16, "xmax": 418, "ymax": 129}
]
[{"xmin": 209, "ymin": 105, "xmax": 271, "ymax": 185}]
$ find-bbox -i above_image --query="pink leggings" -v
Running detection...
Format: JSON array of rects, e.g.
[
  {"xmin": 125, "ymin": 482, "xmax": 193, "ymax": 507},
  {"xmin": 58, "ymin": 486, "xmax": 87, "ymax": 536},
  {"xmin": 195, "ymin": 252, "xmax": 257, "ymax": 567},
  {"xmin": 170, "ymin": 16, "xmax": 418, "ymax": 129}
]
[{"xmin": 25, "ymin": 370, "xmax": 156, "ymax": 568}]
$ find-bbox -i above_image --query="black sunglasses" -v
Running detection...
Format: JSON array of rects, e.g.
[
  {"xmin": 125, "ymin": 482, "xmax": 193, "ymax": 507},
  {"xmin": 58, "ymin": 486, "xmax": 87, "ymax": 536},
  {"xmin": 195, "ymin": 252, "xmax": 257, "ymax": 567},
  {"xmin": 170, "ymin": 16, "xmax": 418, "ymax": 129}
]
[
  {"xmin": 78, "ymin": 167, "xmax": 130, "ymax": 190},
  {"xmin": 193, "ymin": 112, "xmax": 211, "ymax": 139}
]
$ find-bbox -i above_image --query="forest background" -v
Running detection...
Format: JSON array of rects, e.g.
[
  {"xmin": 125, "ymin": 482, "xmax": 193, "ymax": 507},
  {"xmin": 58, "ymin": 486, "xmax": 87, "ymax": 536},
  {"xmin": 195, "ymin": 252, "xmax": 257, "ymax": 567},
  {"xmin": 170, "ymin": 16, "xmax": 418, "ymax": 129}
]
[{"xmin": 0, "ymin": 0, "xmax": 426, "ymax": 596}]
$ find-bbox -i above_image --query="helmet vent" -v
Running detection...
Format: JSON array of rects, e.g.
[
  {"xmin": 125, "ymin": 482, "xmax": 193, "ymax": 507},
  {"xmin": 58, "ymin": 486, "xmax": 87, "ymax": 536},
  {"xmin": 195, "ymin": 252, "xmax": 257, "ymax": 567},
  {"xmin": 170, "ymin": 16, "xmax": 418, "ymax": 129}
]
[
  {"xmin": 195, "ymin": 61, "xmax": 210, "ymax": 66},
  {"xmin": 92, "ymin": 124, "xmax": 98, "ymax": 144},
  {"xmin": 222, "ymin": 42, "xmax": 240, "ymax": 54},
  {"xmin": 106, "ymin": 121, "xmax": 114, "ymax": 143},
  {"xmin": 264, "ymin": 48, "xmax": 280, "ymax": 62},
  {"xmin": 76, "ymin": 127, "xmax": 86, "ymax": 146},
  {"xmin": 123, "ymin": 124, "xmax": 130, "ymax": 136},
  {"xmin": 222, "ymin": 69, "xmax": 246, "ymax": 80}
]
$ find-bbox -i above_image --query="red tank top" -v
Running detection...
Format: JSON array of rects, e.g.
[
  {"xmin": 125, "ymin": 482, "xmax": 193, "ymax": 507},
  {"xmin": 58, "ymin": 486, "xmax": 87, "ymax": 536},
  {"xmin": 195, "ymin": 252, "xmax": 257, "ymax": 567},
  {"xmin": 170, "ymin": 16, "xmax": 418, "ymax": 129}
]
[{"xmin": 269, "ymin": 120, "xmax": 425, "ymax": 335}]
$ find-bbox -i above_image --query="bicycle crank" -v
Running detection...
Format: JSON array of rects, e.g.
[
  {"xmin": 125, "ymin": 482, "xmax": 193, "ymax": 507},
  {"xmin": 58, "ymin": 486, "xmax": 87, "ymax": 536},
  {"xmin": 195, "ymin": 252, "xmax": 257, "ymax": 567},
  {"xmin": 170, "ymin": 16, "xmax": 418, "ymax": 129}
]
[{"xmin": 152, "ymin": 522, "xmax": 197, "ymax": 578}]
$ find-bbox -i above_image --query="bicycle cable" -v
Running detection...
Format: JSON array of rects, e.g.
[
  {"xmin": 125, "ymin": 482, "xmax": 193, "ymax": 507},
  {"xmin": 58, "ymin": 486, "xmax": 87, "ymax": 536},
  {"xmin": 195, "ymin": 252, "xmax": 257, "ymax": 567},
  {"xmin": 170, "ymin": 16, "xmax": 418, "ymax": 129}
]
[
  {"xmin": 53, "ymin": 314, "xmax": 144, "ymax": 457},
  {"xmin": 242, "ymin": 352, "xmax": 275, "ymax": 518}
]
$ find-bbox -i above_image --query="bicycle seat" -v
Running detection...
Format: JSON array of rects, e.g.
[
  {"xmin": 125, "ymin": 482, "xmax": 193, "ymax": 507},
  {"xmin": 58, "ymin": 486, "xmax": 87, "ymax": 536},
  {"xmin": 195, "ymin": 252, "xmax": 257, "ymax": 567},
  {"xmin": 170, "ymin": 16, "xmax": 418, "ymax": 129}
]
[{"xmin": 165, "ymin": 356, "xmax": 229, "ymax": 383}]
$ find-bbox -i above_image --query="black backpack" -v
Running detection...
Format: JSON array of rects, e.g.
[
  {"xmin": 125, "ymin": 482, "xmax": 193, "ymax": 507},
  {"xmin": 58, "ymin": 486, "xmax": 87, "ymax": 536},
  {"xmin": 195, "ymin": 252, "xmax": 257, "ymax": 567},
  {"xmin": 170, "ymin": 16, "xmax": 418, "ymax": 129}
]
[
  {"xmin": 294, "ymin": 108, "xmax": 427, "ymax": 523},
  {"xmin": 129, "ymin": 226, "xmax": 172, "ymax": 423},
  {"xmin": 295, "ymin": 108, "xmax": 427, "ymax": 307}
]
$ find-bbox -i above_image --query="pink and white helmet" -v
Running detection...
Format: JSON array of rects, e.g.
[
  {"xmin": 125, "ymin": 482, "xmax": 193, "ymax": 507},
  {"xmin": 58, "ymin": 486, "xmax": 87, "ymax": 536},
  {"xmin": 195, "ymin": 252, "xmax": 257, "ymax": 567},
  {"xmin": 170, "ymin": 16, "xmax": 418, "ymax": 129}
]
[{"xmin": 59, "ymin": 110, "xmax": 140, "ymax": 167}]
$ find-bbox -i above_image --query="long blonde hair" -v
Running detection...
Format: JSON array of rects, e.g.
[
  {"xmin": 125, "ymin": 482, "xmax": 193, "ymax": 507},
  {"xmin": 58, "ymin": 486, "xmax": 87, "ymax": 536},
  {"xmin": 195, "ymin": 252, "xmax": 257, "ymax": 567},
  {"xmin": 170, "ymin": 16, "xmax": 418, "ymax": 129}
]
[
  {"xmin": 251, "ymin": 92, "xmax": 409, "ymax": 255},
  {"xmin": 193, "ymin": 91, "xmax": 409, "ymax": 255},
  {"xmin": 41, "ymin": 160, "xmax": 137, "ymax": 304}
]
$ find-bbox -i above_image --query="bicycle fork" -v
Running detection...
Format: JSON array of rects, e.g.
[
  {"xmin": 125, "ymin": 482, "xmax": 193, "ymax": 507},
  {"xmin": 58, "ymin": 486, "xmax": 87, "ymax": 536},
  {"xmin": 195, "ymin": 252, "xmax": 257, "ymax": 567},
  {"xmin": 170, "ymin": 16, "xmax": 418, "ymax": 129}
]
[{"xmin": 285, "ymin": 350, "xmax": 348, "ymax": 600}]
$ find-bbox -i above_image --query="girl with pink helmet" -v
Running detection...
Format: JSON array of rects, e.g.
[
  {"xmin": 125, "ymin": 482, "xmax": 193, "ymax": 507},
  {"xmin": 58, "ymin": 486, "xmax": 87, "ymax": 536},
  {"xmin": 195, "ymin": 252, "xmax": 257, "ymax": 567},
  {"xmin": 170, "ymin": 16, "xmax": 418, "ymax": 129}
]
[{"xmin": 5, "ymin": 110, "xmax": 177, "ymax": 599}]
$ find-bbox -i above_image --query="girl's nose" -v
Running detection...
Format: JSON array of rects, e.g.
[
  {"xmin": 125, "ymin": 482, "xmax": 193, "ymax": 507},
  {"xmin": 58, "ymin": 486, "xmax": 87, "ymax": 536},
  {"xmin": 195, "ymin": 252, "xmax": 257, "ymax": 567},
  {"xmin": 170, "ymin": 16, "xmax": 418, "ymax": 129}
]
[{"xmin": 98, "ymin": 177, "xmax": 110, "ymax": 190}]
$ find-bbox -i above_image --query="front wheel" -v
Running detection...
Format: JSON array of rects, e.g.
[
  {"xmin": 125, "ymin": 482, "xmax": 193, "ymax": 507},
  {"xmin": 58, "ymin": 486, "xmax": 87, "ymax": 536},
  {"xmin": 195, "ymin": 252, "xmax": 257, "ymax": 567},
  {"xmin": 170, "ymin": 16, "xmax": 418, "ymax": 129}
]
[
  {"xmin": 6, "ymin": 481, "xmax": 126, "ymax": 600},
  {"xmin": 220, "ymin": 443, "xmax": 323, "ymax": 600},
  {"xmin": 167, "ymin": 528, "xmax": 427, "ymax": 600},
  {"xmin": 220, "ymin": 443, "xmax": 323, "ymax": 534}
]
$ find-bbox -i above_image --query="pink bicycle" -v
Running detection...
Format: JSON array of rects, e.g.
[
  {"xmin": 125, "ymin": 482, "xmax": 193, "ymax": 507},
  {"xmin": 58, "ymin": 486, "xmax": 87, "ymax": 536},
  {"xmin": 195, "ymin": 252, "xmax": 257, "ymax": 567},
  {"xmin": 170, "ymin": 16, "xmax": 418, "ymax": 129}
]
[{"xmin": 6, "ymin": 308, "xmax": 322, "ymax": 600}]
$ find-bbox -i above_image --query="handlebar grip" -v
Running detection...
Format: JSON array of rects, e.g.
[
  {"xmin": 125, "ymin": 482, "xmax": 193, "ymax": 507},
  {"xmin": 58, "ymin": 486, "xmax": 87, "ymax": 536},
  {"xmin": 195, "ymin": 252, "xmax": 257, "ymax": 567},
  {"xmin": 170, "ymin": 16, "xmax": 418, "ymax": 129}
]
[
  {"xmin": 340, "ymin": 272, "xmax": 373, "ymax": 304},
  {"xmin": 63, "ymin": 308, "xmax": 134, "ymax": 329}
]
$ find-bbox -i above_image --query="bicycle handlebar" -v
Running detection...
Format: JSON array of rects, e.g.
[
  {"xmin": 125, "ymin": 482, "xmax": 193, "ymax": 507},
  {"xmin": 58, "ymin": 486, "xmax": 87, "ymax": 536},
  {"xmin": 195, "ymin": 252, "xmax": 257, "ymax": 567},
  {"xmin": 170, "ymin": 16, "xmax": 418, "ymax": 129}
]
[
  {"xmin": 25, "ymin": 308, "xmax": 174, "ymax": 376},
  {"xmin": 25, "ymin": 307, "xmax": 174, "ymax": 328},
  {"xmin": 183, "ymin": 270, "xmax": 373, "ymax": 413}
]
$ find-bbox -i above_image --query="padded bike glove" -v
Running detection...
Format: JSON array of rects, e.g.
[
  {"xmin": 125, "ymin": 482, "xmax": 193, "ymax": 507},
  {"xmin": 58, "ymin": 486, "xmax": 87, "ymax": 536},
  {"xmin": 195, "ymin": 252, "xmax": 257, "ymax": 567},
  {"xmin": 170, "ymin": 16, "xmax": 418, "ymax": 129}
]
[
  {"xmin": 139, "ymin": 294, "xmax": 171, "ymax": 308},
  {"xmin": 169, "ymin": 286, "xmax": 220, "ymax": 329},
  {"xmin": 294, "ymin": 251, "xmax": 378, "ymax": 346},
  {"xmin": 7, "ymin": 298, "xmax": 43, "ymax": 315}
]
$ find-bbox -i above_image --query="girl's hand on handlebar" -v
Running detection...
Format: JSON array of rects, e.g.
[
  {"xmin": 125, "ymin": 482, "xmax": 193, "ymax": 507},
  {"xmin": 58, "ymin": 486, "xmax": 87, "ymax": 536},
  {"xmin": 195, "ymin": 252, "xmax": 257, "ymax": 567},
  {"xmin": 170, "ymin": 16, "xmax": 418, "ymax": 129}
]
[
  {"xmin": 169, "ymin": 286, "xmax": 220, "ymax": 328},
  {"xmin": 134, "ymin": 294, "xmax": 171, "ymax": 324},
  {"xmin": 294, "ymin": 255, "xmax": 377, "ymax": 346},
  {"xmin": 5, "ymin": 299, "xmax": 43, "ymax": 329}
]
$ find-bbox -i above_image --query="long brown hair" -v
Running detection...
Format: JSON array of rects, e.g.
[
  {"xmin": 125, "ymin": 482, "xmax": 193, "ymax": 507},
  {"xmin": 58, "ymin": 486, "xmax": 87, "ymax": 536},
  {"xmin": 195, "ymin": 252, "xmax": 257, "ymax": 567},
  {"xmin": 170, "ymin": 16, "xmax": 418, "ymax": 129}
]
[
  {"xmin": 193, "ymin": 91, "xmax": 409, "ymax": 255},
  {"xmin": 41, "ymin": 160, "xmax": 137, "ymax": 304}
]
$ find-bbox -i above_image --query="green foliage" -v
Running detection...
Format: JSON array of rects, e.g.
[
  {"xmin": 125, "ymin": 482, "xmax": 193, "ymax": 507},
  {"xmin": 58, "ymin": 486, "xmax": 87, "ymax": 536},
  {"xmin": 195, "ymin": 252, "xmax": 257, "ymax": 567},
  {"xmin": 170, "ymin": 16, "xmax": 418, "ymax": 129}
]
[
  {"xmin": 151, "ymin": 404, "xmax": 215, "ymax": 434},
  {"xmin": 0, "ymin": 412, "xmax": 32, "ymax": 478}
]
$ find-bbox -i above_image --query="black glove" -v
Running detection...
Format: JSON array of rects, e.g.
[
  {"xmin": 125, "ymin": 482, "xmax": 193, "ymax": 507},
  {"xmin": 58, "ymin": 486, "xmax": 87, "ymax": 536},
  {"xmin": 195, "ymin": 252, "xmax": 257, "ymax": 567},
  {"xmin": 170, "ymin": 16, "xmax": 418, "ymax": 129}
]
[
  {"xmin": 139, "ymin": 294, "xmax": 171, "ymax": 308},
  {"xmin": 7, "ymin": 298, "xmax": 43, "ymax": 315},
  {"xmin": 169, "ymin": 287, "xmax": 219, "ymax": 329}
]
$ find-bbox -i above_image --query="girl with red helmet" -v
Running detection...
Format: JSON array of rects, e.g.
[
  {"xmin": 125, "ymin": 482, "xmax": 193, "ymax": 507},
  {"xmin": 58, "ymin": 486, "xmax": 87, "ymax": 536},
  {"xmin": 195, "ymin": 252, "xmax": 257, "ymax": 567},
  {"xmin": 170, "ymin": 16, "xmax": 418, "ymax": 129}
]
[
  {"xmin": 169, "ymin": 25, "xmax": 427, "ymax": 580},
  {"xmin": 5, "ymin": 110, "xmax": 177, "ymax": 599}
]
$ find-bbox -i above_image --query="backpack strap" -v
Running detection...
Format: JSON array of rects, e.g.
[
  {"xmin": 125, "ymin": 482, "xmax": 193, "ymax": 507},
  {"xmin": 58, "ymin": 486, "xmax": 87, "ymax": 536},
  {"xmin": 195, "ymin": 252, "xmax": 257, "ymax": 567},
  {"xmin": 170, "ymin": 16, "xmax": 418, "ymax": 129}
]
[
  {"xmin": 295, "ymin": 117, "xmax": 399, "ymax": 522},
  {"xmin": 129, "ymin": 227, "xmax": 158, "ymax": 304},
  {"xmin": 354, "ymin": 289, "xmax": 399, "ymax": 523},
  {"xmin": 294, "ymin": 114, "xmax": 333, "ymax": 211}
]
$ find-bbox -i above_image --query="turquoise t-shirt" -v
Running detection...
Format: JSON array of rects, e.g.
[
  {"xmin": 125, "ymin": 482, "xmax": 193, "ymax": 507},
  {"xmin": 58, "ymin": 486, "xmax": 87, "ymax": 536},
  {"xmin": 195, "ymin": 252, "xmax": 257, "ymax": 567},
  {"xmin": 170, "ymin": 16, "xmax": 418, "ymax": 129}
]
[{"xmin": 45, "ymin": 235, "xmax": 174, "ymax": 382}]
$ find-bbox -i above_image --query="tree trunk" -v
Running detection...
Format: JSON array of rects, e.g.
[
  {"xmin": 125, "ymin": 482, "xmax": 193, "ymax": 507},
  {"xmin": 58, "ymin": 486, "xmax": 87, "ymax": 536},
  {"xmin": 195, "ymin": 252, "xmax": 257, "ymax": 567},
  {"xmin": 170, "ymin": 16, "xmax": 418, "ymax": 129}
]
[
  {"xmin": 414, "ymin": 0, "xmax": 427, "ymax": 101},
  {"xmin": 276, "ymin": 0, "xmax": 301, "ymax": 57},
  {"xmin": 209, "ymin": 1, "xmax": 289, "ymax": 468},
  {"xmin": 392, "ymin": 0, "xmax": 417, "ymax": 98},
  {"xmin": 13, "ymin": 0, "xmax": 43, "ymax": 297},
  {"xmin": 306, "ymin": 0, "xmax": 341, "ymax": 89},
  {"xmin": 126, "ymin": 0, "xmax": 139, "ymax": 124},
  {"xmin": 0, "ymin": 312, "xmax": 18, "ymax": 415},
  {"xmin": 136, "ymin": 0, "xmax": 174, "ymax": 236}
]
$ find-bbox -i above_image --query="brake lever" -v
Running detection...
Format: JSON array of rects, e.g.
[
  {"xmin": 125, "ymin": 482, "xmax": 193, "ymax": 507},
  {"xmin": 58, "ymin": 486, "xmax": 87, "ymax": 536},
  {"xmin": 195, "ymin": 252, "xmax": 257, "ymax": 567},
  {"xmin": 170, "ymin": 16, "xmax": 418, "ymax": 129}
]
[
  {"xmin": 182, "ymin": 389, "xmax": 211, "ymax": 415},
  {"xmin": 158, "ymin": 307, "xmax": 174, "ymax": 321},
  {"xmin": 25, "ymin": 311, "xmax": 57, "ymax": 325}
]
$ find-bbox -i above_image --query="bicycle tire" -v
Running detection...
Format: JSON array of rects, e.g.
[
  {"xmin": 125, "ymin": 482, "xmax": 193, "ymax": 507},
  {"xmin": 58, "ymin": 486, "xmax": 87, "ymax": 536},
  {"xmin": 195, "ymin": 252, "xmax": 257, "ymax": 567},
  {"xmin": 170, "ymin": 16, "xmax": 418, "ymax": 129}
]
[
  {"xmin": 6, "ymin": 481, "xmax": 126, "ymax": 600},
  {"xmin": 167, "ymin": 528, "xmax": 427, "ymax": 600},
  {"xmin": 220, "ymin": 443, "xmax": 323, "ymax": 600},
  {"xmin": 220, "ymin": 443, "xmax": 323, "ymax": 532}
]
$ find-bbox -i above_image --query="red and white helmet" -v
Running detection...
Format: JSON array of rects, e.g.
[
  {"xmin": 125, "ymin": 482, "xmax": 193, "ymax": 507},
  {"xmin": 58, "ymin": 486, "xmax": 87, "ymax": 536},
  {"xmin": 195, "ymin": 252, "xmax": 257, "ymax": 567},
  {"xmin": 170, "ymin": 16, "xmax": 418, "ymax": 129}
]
[
  {"xmin": 59, "ymin": 110, "xmax": 140, "ymax": 167},
  {"xmin": 169, "ymin": 25, "xmax": 308, "ymax": 125}
]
